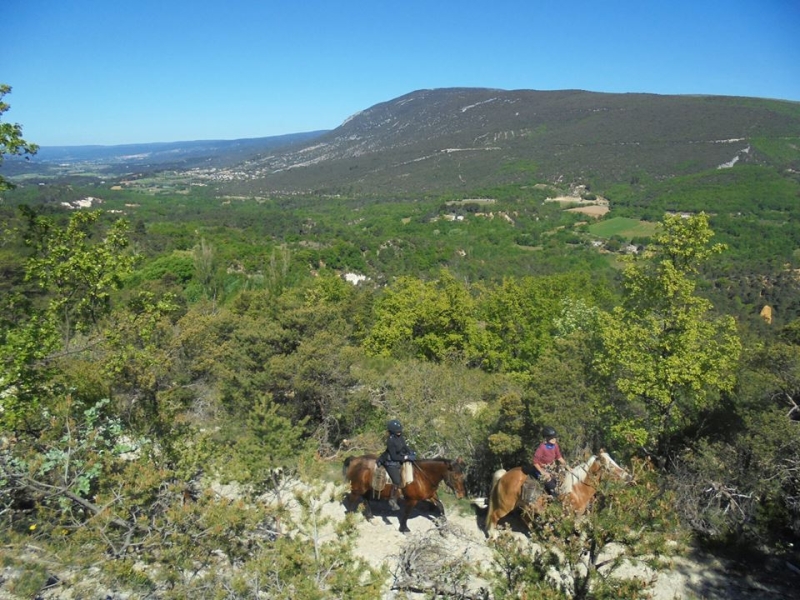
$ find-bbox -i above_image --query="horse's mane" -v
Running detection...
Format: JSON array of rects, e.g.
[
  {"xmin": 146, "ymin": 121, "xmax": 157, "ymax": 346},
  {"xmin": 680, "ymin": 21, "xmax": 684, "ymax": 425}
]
[
  {"xmin": 597, "ymin": 450, "xmax": 631, "ymax": 481},
  {"xmin": 560, "ymin": 455, "xmax": 597, "ymax": 494},
  {"xmin": 598, "ymin": 450, "xmax": 623, "ymax": 471}
]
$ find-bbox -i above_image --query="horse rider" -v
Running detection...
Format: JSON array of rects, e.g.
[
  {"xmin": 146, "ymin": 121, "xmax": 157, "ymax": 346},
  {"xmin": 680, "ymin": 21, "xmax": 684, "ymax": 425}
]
[
  {"xmin": 522, "ymin": 426, "xmax": 567, "ymax": 496},
  {"xmin": 377, "ymin": 419, "xmax": 415, "ymax": 510}
]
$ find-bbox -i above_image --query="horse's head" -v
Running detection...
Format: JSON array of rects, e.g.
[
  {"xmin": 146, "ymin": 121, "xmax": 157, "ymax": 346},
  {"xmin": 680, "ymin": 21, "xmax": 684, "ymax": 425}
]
[
  {"xmin": 596, "ymin": 449, "xmax": 632, "ymax": 482},
  {"xmin": 444, "ymin": 457, "xmax": 467, "ymax": 499}
]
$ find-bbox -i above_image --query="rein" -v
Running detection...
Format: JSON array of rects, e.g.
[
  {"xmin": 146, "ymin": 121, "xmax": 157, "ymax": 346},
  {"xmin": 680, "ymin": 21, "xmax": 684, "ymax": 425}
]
[
  {"xmin": 561, "ymin": 456, "xmax": 596, "ymax": 493},
  {"xmin": 578, "ymin": 469, "xmax": 602, "ymax": 492}
]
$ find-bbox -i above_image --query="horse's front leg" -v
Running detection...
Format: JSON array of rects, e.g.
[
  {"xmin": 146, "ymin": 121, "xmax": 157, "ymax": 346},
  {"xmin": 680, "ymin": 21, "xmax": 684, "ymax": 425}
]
[
  {"xmin": 399, "ymin": 499, "xmax": 417, "ymax": 533},
  {"xmin": 430, "ymin": 492, "xmax": 446, "ymax": 519},
  {"xmin": 344, "ymin": 491, "xmax": 360, "ymax": 513}
]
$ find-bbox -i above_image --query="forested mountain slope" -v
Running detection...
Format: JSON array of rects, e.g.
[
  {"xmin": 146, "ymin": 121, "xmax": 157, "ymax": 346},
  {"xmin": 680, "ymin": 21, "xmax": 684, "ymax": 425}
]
[{"xmin": 218, "ymin": 88, "xmax": 800, "ymax": 196}]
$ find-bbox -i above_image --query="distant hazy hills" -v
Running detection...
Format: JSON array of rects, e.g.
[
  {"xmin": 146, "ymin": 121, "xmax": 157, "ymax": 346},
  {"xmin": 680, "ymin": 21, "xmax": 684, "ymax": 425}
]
[
  {"xmin": 9, "ymin": 88, "xmax": 800, "ymax": 195},
  {"xmin": 4, "ymin": 131, "xmax": 327, "ymax": 179}
]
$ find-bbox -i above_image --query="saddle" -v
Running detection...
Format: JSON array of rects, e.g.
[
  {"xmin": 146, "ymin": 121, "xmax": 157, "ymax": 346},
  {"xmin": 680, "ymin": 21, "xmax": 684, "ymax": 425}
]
[
  {"xmin": 521, "ymin": 466, "xmax": 562, "ymax": 505},
  {"xmin": 372, "ymin": 463, "xmax": 415, "ymax": 498},
  {"xmin": 520, "ymin": 476, "xmax": 543, "ymax": 505}
]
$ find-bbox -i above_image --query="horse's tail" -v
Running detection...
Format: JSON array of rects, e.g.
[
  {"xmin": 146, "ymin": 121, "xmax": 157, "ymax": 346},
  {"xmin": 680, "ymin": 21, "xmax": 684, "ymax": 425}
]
[
  {"xmin": 492, "ymin": 468, "xmax": 507, "ymax": 487},
  {"xmin": 485, "ymin": 486, "xmax": 496, "ymax": 532},
  {"xmin": 485, "ymin": 468, "xmax": 507, "ymax": 532},
  {"xmin": 342, "ymin": 456, "xmax": 353, "ymax": 479}
]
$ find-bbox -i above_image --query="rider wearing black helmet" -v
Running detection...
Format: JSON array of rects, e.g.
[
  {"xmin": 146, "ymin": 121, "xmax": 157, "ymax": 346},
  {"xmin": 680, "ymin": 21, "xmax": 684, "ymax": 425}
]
[
  {"xmin": 377, "ymin": 419, "xmax": 415, "ymax": 511},
  {"xmin": 523, "ymin": 426, "xmax": 567, "ymax": 496}
]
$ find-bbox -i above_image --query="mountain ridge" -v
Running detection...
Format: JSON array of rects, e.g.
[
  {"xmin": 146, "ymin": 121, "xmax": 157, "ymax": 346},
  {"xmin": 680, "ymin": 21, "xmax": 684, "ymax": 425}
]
[
  {"xmin": 218, "ymin": 87, "xmax": 800, "ymax": 196},
  {"xmin": 7, "ymin": 88, "xmax": 800, "ymax": 195}
]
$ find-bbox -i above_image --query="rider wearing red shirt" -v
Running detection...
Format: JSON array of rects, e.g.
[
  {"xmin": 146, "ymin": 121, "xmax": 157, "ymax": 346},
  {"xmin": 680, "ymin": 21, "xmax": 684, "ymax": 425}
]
[{"xmin": 525, "ymin": 426, "xmax": 567, "ymax": 496}]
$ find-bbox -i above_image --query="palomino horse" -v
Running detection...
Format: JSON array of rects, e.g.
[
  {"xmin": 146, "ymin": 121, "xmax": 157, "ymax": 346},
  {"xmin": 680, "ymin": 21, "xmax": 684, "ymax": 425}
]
[
  {"xmin": 485, "ymin": 450, "xmax": 630, "ymax": 533},
  {"xmin": 343, "ymin": 454, "xmax": 467, "ymax": 533}
]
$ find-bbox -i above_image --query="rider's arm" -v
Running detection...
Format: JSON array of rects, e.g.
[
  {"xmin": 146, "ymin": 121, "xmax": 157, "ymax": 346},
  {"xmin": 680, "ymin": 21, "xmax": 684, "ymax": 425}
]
[
  {"xmin": 554, "ymin": 444, "xmax": 567, "ymax": 467},
  {"xmin": 533, "ymin": 462, "xmax": 551, "ymax": 479}
]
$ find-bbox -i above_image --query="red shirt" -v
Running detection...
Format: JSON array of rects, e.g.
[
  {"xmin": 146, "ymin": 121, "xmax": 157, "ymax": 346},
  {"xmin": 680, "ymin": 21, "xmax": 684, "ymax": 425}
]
[{"xmin": 533, "ymin": 442, "xmax": 563, "ymax": 466}]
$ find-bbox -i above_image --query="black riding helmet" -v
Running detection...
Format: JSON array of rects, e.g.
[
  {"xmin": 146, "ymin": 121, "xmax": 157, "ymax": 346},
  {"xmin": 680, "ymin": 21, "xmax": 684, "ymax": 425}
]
[
  {"xmin": 387, "ymin": 419, "xmax": 403, "ymax": 434},
  {"xmin": 542, "ymin": 426, "xmax": 557, "ymax": 439}
]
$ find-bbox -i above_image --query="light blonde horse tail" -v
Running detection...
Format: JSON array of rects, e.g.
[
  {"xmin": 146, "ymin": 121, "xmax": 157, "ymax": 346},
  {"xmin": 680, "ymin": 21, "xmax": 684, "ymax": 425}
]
[{"xmin": 485, "ymin": 468, "xmax": 507, "ymax": 532}]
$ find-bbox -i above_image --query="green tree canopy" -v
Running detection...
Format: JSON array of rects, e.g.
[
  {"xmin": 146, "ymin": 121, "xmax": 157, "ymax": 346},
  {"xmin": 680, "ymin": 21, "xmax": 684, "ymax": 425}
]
[
  {"xmin": 364, "ymin": 269, "xmax": 478, "ymax": 362},
  {"xmin": 0, "ymin": 209, "xmax": 134, "ymax": 431},
  {"xmin": 595, "ymin": 213, "xmax": 741, "ymax": 455}
]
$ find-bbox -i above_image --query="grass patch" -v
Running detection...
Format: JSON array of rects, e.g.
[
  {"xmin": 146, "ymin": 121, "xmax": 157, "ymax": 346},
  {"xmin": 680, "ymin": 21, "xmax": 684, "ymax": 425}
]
[
  {"xmin": 589, "ymin": 217, "xmax": 658, "ymax": 239},
  {"xmin": 750, "ymin": 136, "xmax": 800, "ymax": 164}
]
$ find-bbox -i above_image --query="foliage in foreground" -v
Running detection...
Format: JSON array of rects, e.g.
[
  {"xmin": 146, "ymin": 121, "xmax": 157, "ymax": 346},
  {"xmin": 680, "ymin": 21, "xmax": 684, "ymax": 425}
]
[{"xmin": 1, "ymin": 466, "xmax": 386, "ymax": 599}]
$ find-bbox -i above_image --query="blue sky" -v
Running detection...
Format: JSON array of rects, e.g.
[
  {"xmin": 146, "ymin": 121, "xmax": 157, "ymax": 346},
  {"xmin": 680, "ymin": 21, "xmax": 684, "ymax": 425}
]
[{"xmin": 3, "ymin": 1, "xmax": 799, "ymax": 147}]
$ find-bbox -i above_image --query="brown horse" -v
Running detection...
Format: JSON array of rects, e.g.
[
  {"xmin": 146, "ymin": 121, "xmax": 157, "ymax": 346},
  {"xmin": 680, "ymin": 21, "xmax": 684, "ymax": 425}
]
[
  {"xmin": 343, "ymin": 454, "xmax": 467, "ymax": 533},
  {"xmin": 485, "ymin": 450, "xmax": 630, "ymax": 533}
]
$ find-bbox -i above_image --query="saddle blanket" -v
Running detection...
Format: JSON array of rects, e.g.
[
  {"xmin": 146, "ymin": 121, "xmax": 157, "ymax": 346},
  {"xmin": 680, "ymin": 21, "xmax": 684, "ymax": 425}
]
[
  {"xmin": 402, "ymin": 461, "xmax": 414, "ymax": 485},
  {"xmin": 372, "ymin": 466, "xmax": 388, "ymax": 492}
]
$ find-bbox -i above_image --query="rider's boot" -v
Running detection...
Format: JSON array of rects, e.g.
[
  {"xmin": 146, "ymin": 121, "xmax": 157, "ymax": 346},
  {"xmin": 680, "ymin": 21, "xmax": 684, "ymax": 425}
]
[{"xmin": 388, "ymin": 485, "xmax": 401, "ymax": 511}]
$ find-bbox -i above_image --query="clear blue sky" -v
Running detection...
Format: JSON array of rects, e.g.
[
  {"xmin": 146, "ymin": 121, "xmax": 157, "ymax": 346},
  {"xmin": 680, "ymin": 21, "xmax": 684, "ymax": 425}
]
[{"xmin": 4, "ymin": 0, "xmax": 799, "ymax": 147}]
